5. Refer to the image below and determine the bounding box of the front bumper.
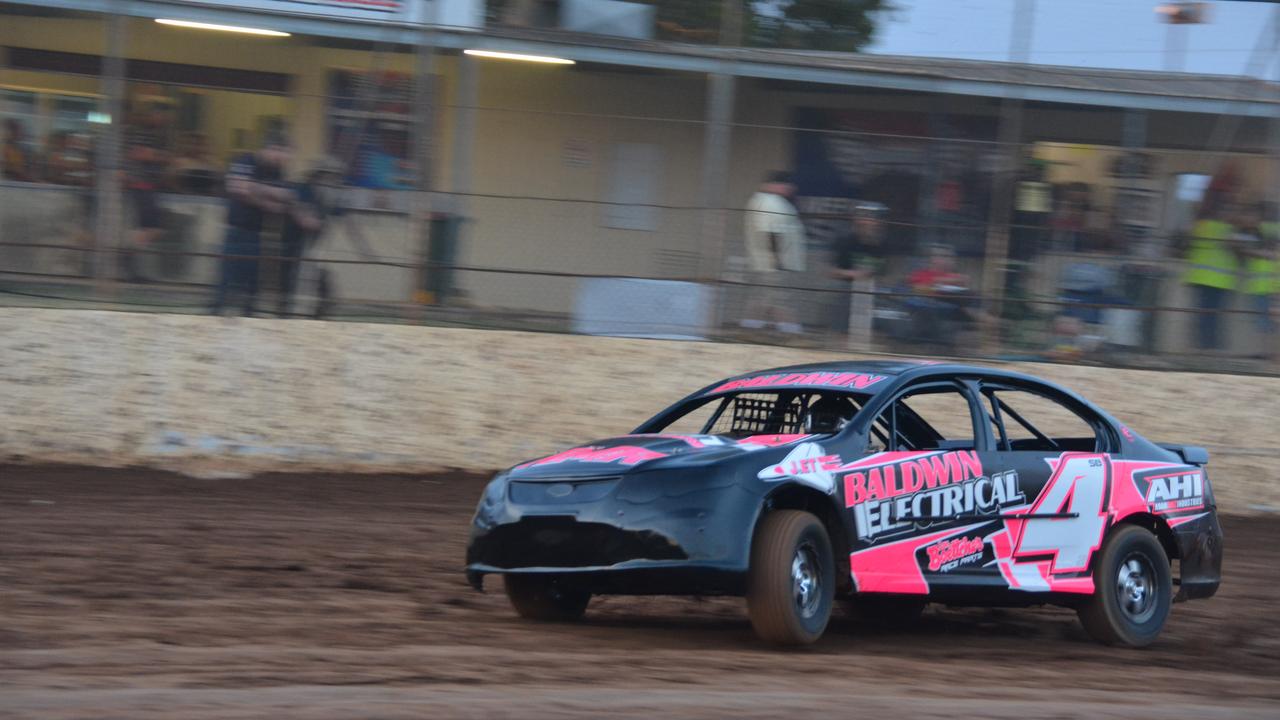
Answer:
[465,473,762,595]
[465,560,747,595]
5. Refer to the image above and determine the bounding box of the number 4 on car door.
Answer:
[979,383,1115,593]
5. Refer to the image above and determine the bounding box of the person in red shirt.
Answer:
[904,244,975,349]
[908,244,969,295]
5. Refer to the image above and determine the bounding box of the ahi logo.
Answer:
[1134,470,1205,513]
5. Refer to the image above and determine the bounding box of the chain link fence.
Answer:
[1,3,1277,375]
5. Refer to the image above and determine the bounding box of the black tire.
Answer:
[746,510,835,646]
[503,574,590,622]
[841,595,927,628]
[1077,524,1172,647]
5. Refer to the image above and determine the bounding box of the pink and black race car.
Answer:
[466,361,1222,646]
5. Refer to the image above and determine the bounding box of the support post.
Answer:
[410,25,437,312]
[699,72,735,282]
[451,54,477,216]
[94,8,127,296]
[978,0,1035,354]
[1269,18,1280,366]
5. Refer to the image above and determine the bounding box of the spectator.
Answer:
[211,133,293,317]
[1059,238,1122,327]
[48,131,96,276]
[122,103,174,282]
[906,244,975,347]
[2,118,34,181]
[277,156,343,318]
[908,243,969,295]
[170,132,219,195]
[1183,196,1238,351]
[46,131,93,187]
[1047,314,1090,363]
[1049,182,1097,253]
[742,171,807,335]
[1240,202,1278,359]
[1116,217,1167,353]
[828,200,887,335]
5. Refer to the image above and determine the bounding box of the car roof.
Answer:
[700,360,1076,400]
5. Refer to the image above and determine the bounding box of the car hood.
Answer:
[507,433,817,480]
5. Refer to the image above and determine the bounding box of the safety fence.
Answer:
[3,2,1278,376]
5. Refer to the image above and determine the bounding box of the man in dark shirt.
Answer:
[122,103,173,282]
[2,118,33,181]
[210,134,293,316]
[828,201,887,334]
[277,157,342,317]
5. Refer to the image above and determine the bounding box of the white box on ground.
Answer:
[573,278,713,340]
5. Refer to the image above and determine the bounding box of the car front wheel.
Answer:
[746,510,835,646]
[1077,524,1172,647]
[503,574,590,622]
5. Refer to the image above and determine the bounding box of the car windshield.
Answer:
[642,391,873,439]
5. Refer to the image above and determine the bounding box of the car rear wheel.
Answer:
[1077,524,1172,647]
[747,510,835,646]
[503,575,590,622]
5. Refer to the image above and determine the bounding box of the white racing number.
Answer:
[1013,454,1109,574]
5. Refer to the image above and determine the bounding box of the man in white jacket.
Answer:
[742,171,807,334]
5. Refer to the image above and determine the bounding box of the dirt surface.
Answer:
[2,466,1278,719]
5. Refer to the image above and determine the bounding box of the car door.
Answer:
[974,379,1117,594]
[843,378,1014,594]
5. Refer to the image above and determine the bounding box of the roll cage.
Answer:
[847,374,1119,454]
[637,368,1120,454]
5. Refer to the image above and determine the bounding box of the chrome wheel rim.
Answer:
[792,543,822,619]
[1116,553,1157,623]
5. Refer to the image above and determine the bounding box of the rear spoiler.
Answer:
[1158,443,1210,466]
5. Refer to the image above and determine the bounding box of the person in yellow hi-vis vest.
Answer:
[1243,205,1278,357]
[1183,203,1238,350]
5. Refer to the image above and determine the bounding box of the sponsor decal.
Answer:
[736,434,813,449]
[842,451,1025,542]
[926,535,985,573]
[847,522,987,594]
[757,443,841,494]
[1134,469,1205,513]
[516,445,666,469]
[620,434,732,449]
[1167,511,1210,529]
[707,371,886,395]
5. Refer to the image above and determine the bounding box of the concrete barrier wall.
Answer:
[2,308,1277,514]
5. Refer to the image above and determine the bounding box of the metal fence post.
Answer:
[700,70,735,335]
[410,24,437,314]
[93,7,127,297]
[451,53,477,218]
[1270,15,1280,366]
[978,0,1035,355]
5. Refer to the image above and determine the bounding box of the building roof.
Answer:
[15,0,1279,115]
[466,25,1280,116]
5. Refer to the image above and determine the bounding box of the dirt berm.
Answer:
[1,308,1278,513]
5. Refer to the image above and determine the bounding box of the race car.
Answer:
[465,361,1222,647]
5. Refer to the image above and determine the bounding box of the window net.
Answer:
[707,394,806,437]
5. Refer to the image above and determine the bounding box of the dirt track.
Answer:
[2,466,1278,719]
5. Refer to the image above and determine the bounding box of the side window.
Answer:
[984,387,1103,452]
[873,385,979,451]
[706,393,807,437]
